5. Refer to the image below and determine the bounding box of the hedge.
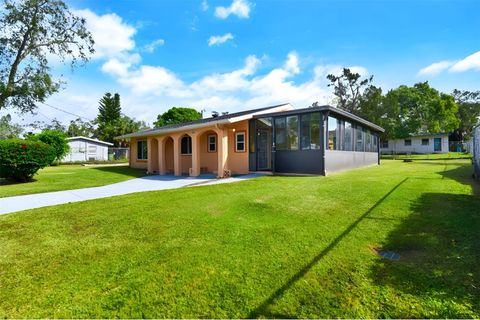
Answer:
[0,139,56,182]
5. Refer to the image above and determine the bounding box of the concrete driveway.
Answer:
[0,173,264,215]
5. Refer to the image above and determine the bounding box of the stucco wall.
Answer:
[226,121,249,174]
[199,131,218,173]
[381,136,449,154]
[325,151,378,174]
[130,138,148,169]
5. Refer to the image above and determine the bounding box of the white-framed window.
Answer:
[235,132,246,152]
[137,140,148,160]
[404,139,412,146]
[88,145,97,154]
[208,135,216,152]
[181,136,192,155]
[422,138,429,146]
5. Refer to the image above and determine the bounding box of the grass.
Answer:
[0,160,478,318]
[0,165,146,197]
[381,151,472,160]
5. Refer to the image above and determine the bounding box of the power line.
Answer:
[38,101,94,122]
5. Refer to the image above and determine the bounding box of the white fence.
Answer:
[473,125,480,179]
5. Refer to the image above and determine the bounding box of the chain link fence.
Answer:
[473,125,480,180]
[108,147,129,161]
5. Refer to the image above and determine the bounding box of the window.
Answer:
[422,138,429,146]
[181,136,192,155]
[381,140,388,149]
[366,130,372,152]
[328,116,338,150]
[373,134,378,151]
[300,113,321,150]
[88,145,97,154]
[287,116,299,150]
[208,135,216,152]
[404,139,412,146]
[275,117,287,150]
[137,140,147,160]
[344,121,353,151]
[235,132,246,152]
[355,127,364,151]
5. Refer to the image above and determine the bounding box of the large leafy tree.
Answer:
[66,117,94,137]
[28,128,69,162]
[326,68,374,114]
[452,89,480,140]
[154,107,202,127]
[0,114,23,139]
[0,0,94,112]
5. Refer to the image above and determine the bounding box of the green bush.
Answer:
[0,139,56,181]
[29,129,69,163]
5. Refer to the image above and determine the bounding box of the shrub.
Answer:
[0,139,56,181]
[29,129,69,163]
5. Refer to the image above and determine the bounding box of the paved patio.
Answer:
[0,173,264,215]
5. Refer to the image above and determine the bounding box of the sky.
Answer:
[4,0,480,128]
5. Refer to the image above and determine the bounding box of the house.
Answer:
[473,125,480,180]
[117,104,384,177]
[380,133,449,155]
[62,136,113,162]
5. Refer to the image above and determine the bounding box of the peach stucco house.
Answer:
[117,103,384,177]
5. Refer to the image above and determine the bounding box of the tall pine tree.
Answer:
[97,93,121,125]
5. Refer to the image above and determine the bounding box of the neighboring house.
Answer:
[117,104,384,177]
[380,134,449,154]
[62,136,113,162]
[473,125,480,180]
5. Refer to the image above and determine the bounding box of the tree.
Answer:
[326,68,374,114]
[0,114,23,139]
[382,82,459,138]
[452,89,480,140]
[0,0,94,112]
[97,115,147,147]
[154,107,202,127]
[67,117,94,137]
[28,128,69,162]
[97,93,121,125]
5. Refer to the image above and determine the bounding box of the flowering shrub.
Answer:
[0,139,56,182]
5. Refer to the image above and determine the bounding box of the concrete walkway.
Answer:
[0,173,264,215]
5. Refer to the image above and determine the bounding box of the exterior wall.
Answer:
[180,154,192,174]
[62,139,109,162]
[274,150,323,174]
[200,131,218,173]
[325,151,378,174]
[165,138,174,173]
[226,121,250,174]
[473,126,480,179]
[380,136,449,154]
[130,137,148,169]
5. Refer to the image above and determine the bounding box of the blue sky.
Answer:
[7,0,480,126]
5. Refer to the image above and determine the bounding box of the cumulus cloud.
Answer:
[215,0,252,19]
[208,33,234,46]
[418,60,454,76]
[418,51,480,76]
[142,39,165,53]
[73,9,136,59]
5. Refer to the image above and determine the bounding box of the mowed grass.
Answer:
[0,160,478,318]
[0,165,146,197]
[381,151,472,160]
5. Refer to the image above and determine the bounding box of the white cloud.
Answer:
[208,33,234,46]
[201,0,209,11]
[450,51,480,72]
[284,52,300,74]
[215,0,252,19]
[142,39,165,53]
[73,9,136,59]
[418,60,454,76]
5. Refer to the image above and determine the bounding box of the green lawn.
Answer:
[0,160,478,318]
[0,165,146,197]
[381,151,472,160]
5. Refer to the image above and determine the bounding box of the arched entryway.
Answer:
[164,136,174,174]
[179,134,193,175]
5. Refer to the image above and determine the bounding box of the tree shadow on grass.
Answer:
[247,178,409,318]
[90,166,146,178]
[371,192,480,317]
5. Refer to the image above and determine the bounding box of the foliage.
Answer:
[0,160,478,317]
[0,0,94,112]
[97,93,121,125]
[97,115,147,147]
[67,117,94,137]
[452,89,480,140]
[0,114,23,139]
[0,165,145,197]
[326,68,374,114]
[28,129,69,162]
[154,107,202,127]
[0,139,55,181]
[27,118,66,133]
